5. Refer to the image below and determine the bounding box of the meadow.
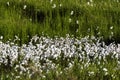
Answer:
[0,0,120,44]
[0,0,120,80]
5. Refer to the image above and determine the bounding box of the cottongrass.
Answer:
[0,35,120,79]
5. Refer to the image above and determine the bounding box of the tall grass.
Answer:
[0,0,120,44]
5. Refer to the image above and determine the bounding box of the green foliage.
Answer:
[0,0,120,44]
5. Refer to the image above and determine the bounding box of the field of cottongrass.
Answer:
[0,35,120,80]
[0,0,120,80]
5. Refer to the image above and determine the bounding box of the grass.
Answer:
[0,0,120,44]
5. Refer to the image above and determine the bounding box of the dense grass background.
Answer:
[0,0,120,45]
